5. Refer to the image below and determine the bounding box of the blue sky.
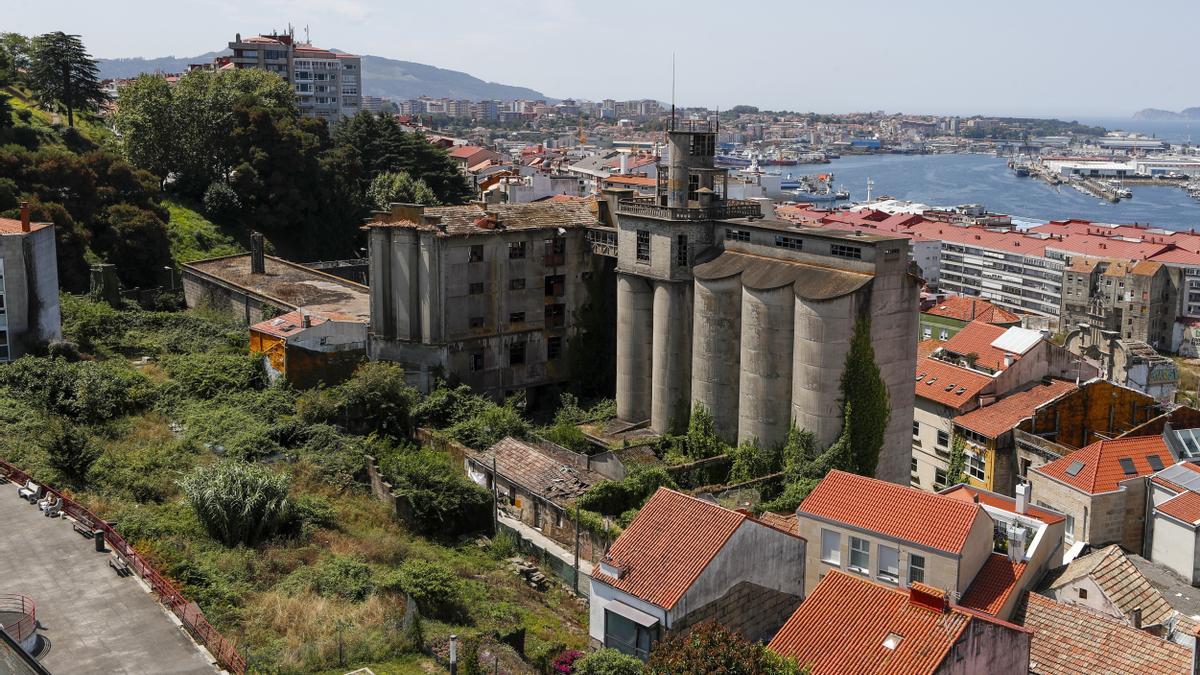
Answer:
[8,0,1199,117]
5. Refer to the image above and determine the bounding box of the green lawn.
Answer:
[164,198,245,263]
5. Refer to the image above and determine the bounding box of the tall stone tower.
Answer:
[611,118,920,484]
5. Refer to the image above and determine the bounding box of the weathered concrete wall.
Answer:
[738,284,795,448]
[181,267,289,324]
[792,292,857,450]
[934,618,1030,675]
[1021,380,1159,450]
[691,274,742,443]
[671,581,801,644]
[1149,514,1198,585]
[869,264,921,485]
[616,273,653,422]
[1047,576,1125,620]
[1029,473,1145,550]
[651,280,692,434]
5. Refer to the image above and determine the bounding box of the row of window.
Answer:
[821,529,924,586]
[467,238,566,262]
[467,337,562,371]
[467,303,565,329]
[468,275,565,297]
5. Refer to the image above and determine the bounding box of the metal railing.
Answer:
[0,594,35,644]
[616,197,761,222]
[1014,428,1073,461]
[0,460,247,674]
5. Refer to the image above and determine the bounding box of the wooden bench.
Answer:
[109,552,130,577]
[73,515,95,538]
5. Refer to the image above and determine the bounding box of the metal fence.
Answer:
[0,460,247,674]
[0,594,36,644]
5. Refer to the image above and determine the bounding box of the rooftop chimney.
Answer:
[250,231,265,274]
[1131,607,1143,630]
[1015,482,1030,515]
[301,311,311,329]
[908,583,949,613]
[1003,353,1015,368]
[1006,521,1026,563]
[19,201,30,232]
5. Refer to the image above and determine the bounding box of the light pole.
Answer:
[449,634,458,675]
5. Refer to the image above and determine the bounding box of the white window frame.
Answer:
[967,453,986,481]
[877,545,899,584]
[849,536,870,574]
[909,553,926,585]
[820,529,841,566]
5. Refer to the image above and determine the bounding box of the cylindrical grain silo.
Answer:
[651,280,693,434]
[691,274,742,443]
[616,273,654,423]
[791,293,859,449]
[738,283,795,449]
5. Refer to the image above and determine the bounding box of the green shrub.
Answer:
[161,353,265,398]
[575,648,644,675]
[43,417,97,485]
[297,362,419,438]
[489,529,519,560]
[540,420,591,454]
[411,382,482,428]
[685,403,727,460]
[179,460,292,546]
[577,467,677,516]
[728,439,780,483]
[647,620,804,674]
[202,180,242,222]
[0,356,151,423]
[446,395,529,449]
[290,492,338,534]
[298,555,374,602]
[384,559,463,621]
[378,445,492,538]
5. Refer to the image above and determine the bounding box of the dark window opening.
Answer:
[510,278,526,290]
[545,303,566,328]
[775,235,803,250]
[509,312,525,324]
[676,234,689,267]
[545,274,566,297]
[547,336,562,360]
[469,316,485,329]
[544,237,566,266]
[509,241,527,259]
[469,245,484,262]
[509,342,526,365]
[636,230,650,262]
[470,352,484,371]
[469,281,485,295]
[831,244,863,259]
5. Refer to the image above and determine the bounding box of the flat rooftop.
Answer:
[0,485,218,673]
[184,254,370,322]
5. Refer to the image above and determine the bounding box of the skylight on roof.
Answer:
[927,377,937,385]
[883,633,904,650]
[956,387,967,395]
[1119,457,1137,476]
[1066,460,1085,476]
[1148,455,1165,472]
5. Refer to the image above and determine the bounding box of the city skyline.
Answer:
[7,0,1200,118]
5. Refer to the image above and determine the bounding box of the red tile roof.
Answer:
[250,309,329,339]
[1024,593,1191,675]
[940,485,1065,525]
[592,488,774,609]
[916,339,942,359]
[1156,491,1200,527]
[959,554,1026,616]
[914,356,993,411]
[953,380,1077,439]
[1034,435,1170,494]
[938,321,1015,372]
[0,217,52,235]
[798,470,986,554]
[769,572,1012,674]
[924,296,1021,325]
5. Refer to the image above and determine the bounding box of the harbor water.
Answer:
[814,154,1200,230]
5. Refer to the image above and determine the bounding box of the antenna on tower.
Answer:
[670,52,676,132]
[305,24,310,45]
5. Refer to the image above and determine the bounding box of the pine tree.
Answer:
[28,32,106,128]
[839,315,891,477]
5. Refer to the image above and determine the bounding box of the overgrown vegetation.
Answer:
[646,620,806,674]
[0,296,588,673]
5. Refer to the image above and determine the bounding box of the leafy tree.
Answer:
[178,460,292,547]
[574,648,644,675]
[729,439,780,483]
[298,362,420,438]
[446,395,530,449]
[839,316,890,477]
[112,74,176,182]
[0,33,31,82]
[366,170,437,210]
[685,403,728,459]
[577,467,677,516]
[377,444,493,538]
[95,204,172,289]
[0,48,13,129]
[411,381,484,429]
[28,32,106,127]
[779,424,817,471]
[945,435,968,486]
[44,417,98,485]
[381,558,463,620]
[202,180,241,222]
[647,621,805,674]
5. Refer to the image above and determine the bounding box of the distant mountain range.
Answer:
[96,52,554,102]
[1133,107,1200,120]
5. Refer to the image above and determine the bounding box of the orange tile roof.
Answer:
[916,339,942,359]
[953,380,1077,439]
[1156,491,1200,527]
[602,175,657,187]
[592,488,777,609]
[250,309,329,338]
[914,356,993,411]
[940,485,1065,525]
[1024,593,1191,675]
[0,217,52,235]
[924,296,1021,325]
[959,554,1026,616]
[798,470,985,554]
[1034,435,1170,494]
[938,321,1014,371]
[755,511,799,535]
[769,572,1014,674]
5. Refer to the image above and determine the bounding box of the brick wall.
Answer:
[671,581,802,643]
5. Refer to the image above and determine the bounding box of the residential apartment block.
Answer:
[225,32,361,121]
[0,204,61,362]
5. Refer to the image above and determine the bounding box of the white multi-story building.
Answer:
[226,32,361,121]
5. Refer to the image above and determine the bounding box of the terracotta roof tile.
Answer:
[1024,593,1191,675]
[0,217,52,235]
[1049,545,1180,628]
[1034,436,1170,494]
[591,488,750,609]
[1157,491,1200,527]
[938,321,1015,371]
[798,470,986,554]
[250,309,329,338]
[939,485,1065,525]
[468,437,601,504]
[914,357,993,411]
[769,571,1012,675]
[924,296,1021,325]
[954,380,1077,439]
[916,339,942,359]
[960,554,1026,616]
[755,511,799,535]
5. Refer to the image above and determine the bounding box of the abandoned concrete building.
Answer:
[364,201,608,396]
[0,203,61,362]
[609,120,919,483]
